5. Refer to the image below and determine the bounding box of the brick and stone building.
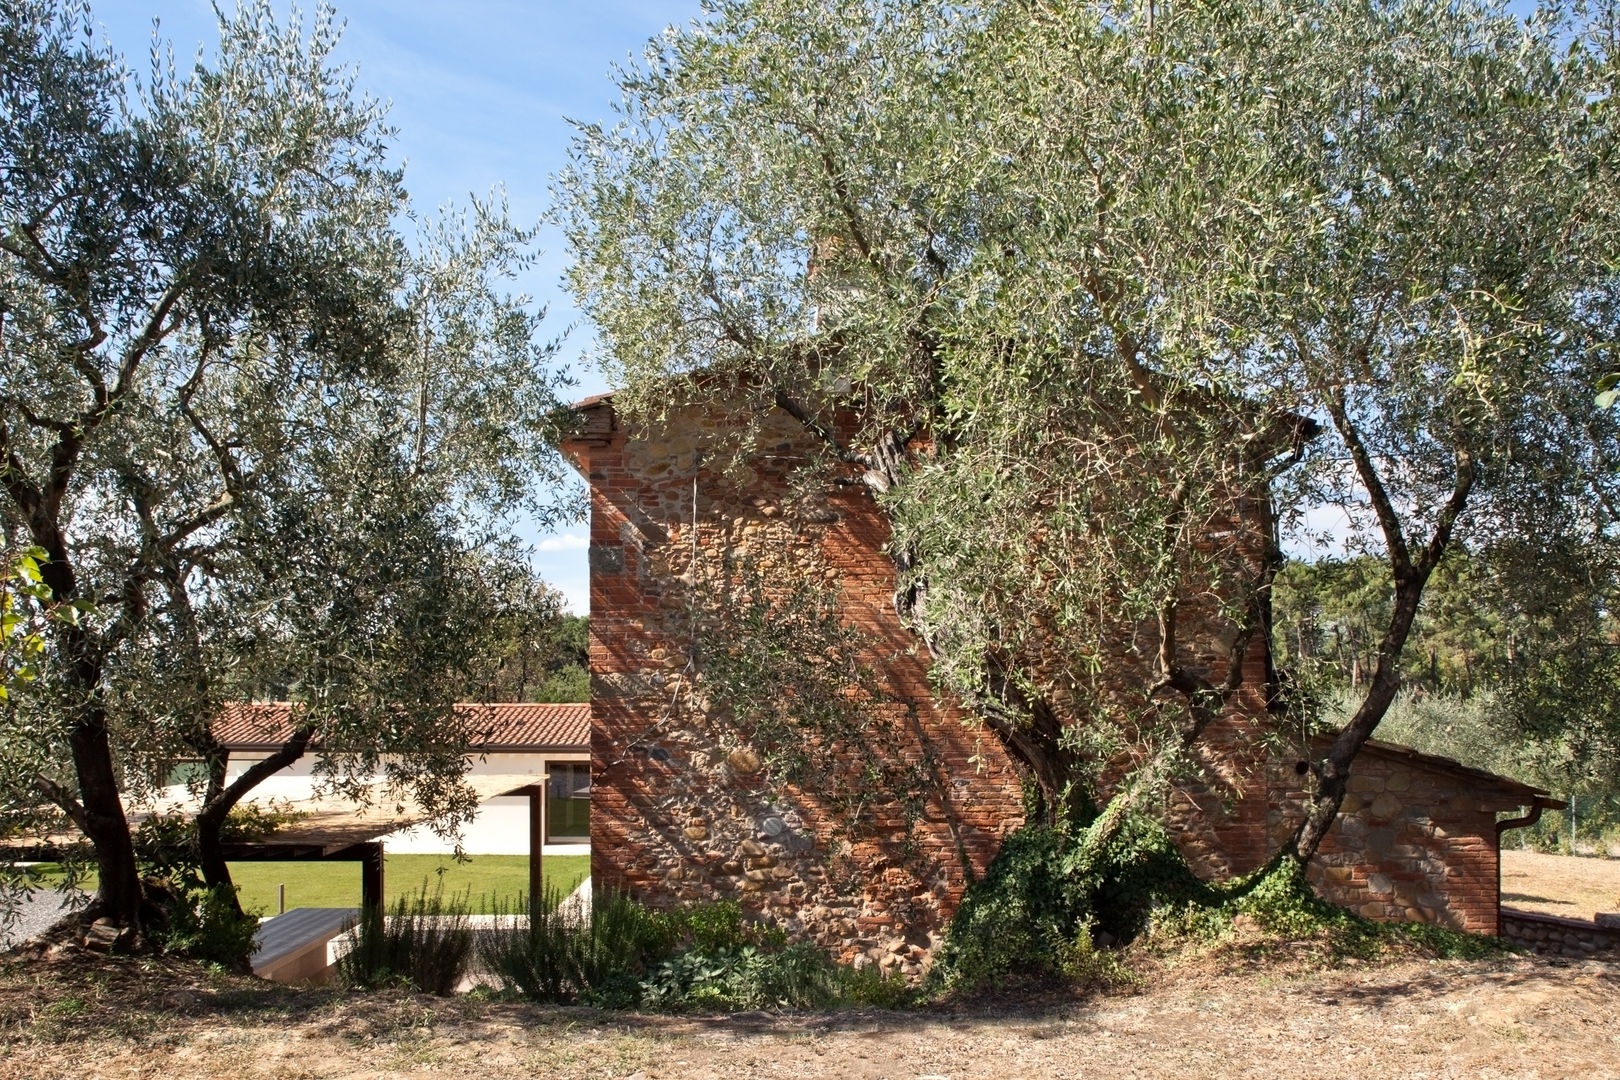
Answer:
[562,392,1560,965]
[1269,736,1555,934]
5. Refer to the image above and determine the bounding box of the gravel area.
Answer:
[0,888,85,951]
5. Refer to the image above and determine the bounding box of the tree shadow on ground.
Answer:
[1300,958,1615,1011]
[1501,891,1577,909]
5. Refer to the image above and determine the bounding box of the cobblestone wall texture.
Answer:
[1265,742,1545,935]
[1501,908,1620,957]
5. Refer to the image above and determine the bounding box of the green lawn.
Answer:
[235,853,591,914]
[34,854,590,915]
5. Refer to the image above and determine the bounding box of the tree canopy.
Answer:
[559,0,1620,898]
[1,0,576,945]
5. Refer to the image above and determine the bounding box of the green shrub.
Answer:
[480,891,913,1012]
[837,964,916,1009]
[127,802,308,970]
[337,882,476,995]
[1152,856,1516,963]
[157,884,260,969]
[930,813,1205,996]
[477,887,680,1006]
[641,942,845,1011]
[1054,915,1137,988]
[678,899,745,952]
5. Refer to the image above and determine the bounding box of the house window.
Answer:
[547,762,590,841]
[162,760,208,787]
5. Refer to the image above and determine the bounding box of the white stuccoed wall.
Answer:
[157,750,590,856]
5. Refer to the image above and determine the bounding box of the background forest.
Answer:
[1274,545,1620,853]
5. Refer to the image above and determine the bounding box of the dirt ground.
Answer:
[2,947,1617,1080]
[4,852,1616,1080]
[1501,849,1620,920]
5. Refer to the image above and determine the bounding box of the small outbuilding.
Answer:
[1269,737,1564,935]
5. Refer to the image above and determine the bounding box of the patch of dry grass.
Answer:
[1501,849,1620,920]
[2,945,1616,1080]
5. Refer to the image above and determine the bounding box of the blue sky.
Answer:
[93,0,708,611]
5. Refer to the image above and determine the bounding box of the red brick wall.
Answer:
[566,397,1520,955]
[568,402,1026,973]
[1266,746,1510,934]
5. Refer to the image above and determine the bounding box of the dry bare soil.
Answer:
[5,853,1617,1080]
[2,947,1617,1080]
[1501,849,1620,921]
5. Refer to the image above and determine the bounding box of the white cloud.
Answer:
[536,532,590,553]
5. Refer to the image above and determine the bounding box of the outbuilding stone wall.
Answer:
[1266,744,1535,935]
[1501,909,1620,957]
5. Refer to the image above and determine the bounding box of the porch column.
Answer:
[359,842,384,913]
[528,767,550,916]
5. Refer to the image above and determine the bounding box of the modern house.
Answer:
[208,701,592,853]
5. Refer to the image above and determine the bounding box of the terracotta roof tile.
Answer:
[572,391,615,410]
[213,701,590,752]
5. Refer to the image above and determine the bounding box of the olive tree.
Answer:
[559,0,1620,901]
[1223,0,1620,860]
[1,0,575,943]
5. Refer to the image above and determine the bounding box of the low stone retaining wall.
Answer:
[1500,907,1620,958]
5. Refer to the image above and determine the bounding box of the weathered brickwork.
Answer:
[1265,740,1548,935]
[565,398,1027,972]
[565,395,1555,958]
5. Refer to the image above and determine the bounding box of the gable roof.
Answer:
[213,701,590,753]
[1310,733,1557,808]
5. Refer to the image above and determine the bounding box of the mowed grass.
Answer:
[236,853,591,914]
[35,854,590,915]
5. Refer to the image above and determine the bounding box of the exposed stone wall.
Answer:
[1161,706,1276,882]
[567,395,1542,957]
[570,402,1027,972]
[1267,748,1512,934]
[1500,908,1620,958]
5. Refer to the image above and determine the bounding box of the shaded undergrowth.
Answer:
[227,817,1521,1009]
[478,889,913,1011]
[332,884,914,1009]
[929,812,1514,998]
[336,883,477,995]
[1152,854,1517,966]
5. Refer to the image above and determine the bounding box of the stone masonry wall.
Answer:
[1500,909,1620,958]
[1267,747,1512,934]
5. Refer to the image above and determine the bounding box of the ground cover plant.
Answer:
[1,928,1615,1080]
[477,892,912,1011]
[928,809,1522,998]
[336,884,478,996]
